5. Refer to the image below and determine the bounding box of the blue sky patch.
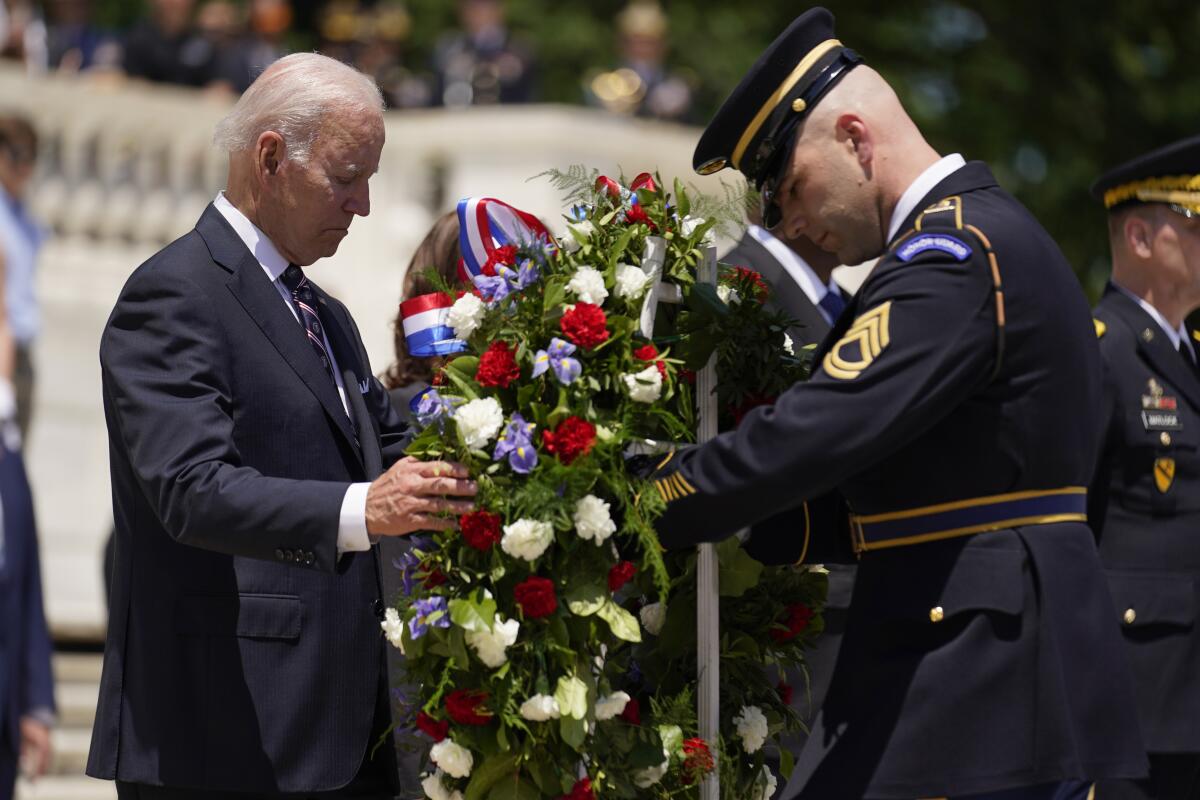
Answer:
[897,234,973,262]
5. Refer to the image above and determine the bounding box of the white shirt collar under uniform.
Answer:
[746,224,841,325]
[886,153,967,243]
[1114,282,1195,359]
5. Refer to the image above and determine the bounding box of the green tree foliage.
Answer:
[91,0,1200,294]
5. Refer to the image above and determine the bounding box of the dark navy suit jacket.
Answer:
[0,443,54,767]
[88,205,409,793]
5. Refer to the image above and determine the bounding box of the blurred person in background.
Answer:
[196,0,290,93]
[585,0,693,123]
[355,1,431,110]
[0,115,42,443]
[43,0,120,73]
[432,0,535,107]
[0,433,54,800]
[0,0,47,72]
[121,0,223,88]
[383,210,461,421]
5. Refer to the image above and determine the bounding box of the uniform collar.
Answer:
[887,154,967,243]
[213,192,290,283]
[1112,281,1194,358]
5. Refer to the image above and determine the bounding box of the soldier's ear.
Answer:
[837,114,872,169]
[1123,212,1155,260]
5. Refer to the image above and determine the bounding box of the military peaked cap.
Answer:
[692,7,862,190]
[1091,133,1200,215]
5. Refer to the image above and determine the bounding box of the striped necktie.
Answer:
[818,289,847,321]
[280,264,337,382]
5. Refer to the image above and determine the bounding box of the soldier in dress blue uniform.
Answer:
[1088,135,1200,800]
[643,8,1148,799]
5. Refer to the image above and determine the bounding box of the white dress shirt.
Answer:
[1114,282,1197,361]
[746,224,842,326]
[213,193,371,554]
[886,153,968,243]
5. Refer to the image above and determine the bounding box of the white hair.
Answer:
[213,52,384,163]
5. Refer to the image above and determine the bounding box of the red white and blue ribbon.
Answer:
[400,292,467,357]
[456,196,554,281]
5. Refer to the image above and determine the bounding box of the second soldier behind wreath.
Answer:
[644,8,1147,800]
[1089,135,1200,800]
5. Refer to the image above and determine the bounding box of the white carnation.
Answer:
[614,263,650,300]
[622,365,663,404]
[567,266,609,306]
[447,293,486,338]
[422,770,464,800]
[465,613,519,668]
[573,494,617,545]
[733,704,769,753]
[454,397,503,450]
[500,518,555,562]
[380,607,405,653]
[430,739,473,779]
[754,765,778,800]
[519,694,561,721]
[594,691,631,721]
[561,220,595,253]
[634,749,670,788]
[783,333,795,355]
[640,602,666,635]
[681,214,714,244]
[716,284,741,306]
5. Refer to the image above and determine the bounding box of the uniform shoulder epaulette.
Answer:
[915,195,964,232]
[1192,329,1200,344]
[1094,319,1107,339]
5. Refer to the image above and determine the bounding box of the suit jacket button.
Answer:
[372,598,385,620]
[929,606,945,623]
[275,548,285,560]
[305,552,315,565]
[1161,432,1172,446]
[1123,608,1137,625]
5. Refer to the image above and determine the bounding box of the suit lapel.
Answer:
[317,291,385,478]
[197,206,362,459]
[1104,286,1200,412]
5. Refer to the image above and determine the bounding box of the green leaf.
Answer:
[527,758,561,796]
[565,581,606,617]
[717,538,764,598]
[548,615,570,648]
[448,627,471,670]
[559,715,587,750]
[463,753,519,800]
[596,600,642,642]
[554,674,589,720]
[449,591,498,633]
[543,277,567,316]
[489,777,542,800]
[781,745,795,781]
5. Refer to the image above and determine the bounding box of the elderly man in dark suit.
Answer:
[87,53,477,799]
[0,440,54,800]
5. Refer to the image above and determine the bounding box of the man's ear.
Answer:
[837,113,872,168]
[1124,212,1156,260]
[256,131,285,181]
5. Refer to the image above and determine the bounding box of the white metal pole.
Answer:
[695,245,720,800]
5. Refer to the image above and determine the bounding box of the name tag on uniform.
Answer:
[1142,410,1183,431]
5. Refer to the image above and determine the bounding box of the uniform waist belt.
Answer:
[850,487,1087,554]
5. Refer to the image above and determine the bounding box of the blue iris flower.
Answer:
[492,413,538,474]
[408,596,450,639]
[531,337,582,385]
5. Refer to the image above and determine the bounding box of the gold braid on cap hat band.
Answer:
[1103,174,1200,210]
[731,38,842,170]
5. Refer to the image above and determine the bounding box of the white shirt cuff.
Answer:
[337,483,372,554]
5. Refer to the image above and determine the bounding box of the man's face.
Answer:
[267,111,384,267]
[775,126,883,266]
[1152,205,1200,298]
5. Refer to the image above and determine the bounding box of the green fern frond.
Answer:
[529,165,602,207]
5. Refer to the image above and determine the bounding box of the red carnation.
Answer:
[560,303,610,349]
[481,244,519,276]
[777,681,794,706]
[619,697,641,725]
[445,688,492,726]
[625,203,657,230]
[415,710,449,742]
[514,575,558,619]
[608,560,637,593]
[542,416,596,465]
[460,509,502,551]
[681,737,715,784]
[678,368,696,385]
[476,341,521,388]
[633,343,668,379]
[422,566,448,588]
[724,266,770,302]
[559,777,595,800]
[770,603,814,643]
[630,172,657,193]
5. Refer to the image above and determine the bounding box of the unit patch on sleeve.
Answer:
[896,233,973,263]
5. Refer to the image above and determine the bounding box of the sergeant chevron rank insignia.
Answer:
[823,301,892,380]
[1155,457,1176,493]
